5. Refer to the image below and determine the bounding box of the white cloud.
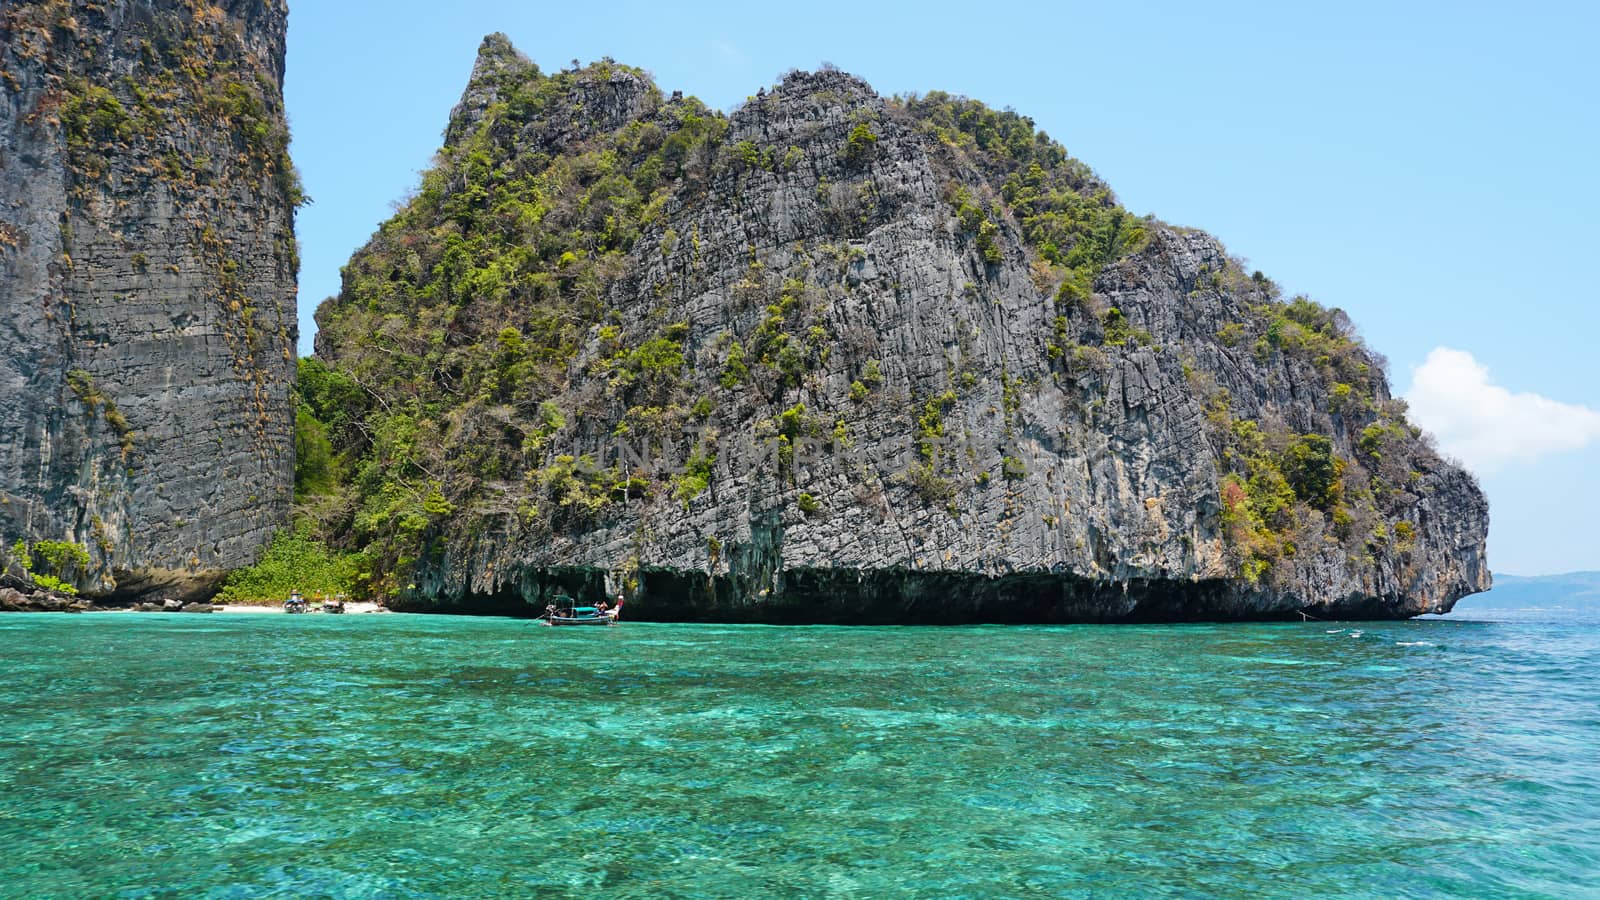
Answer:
[1404,347,1600,475]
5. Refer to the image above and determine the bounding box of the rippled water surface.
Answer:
[1,610,1596,897]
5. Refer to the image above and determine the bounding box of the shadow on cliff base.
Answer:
[388,566,1421,624]
[92,568,228,606]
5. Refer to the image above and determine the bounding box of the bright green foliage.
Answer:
[333,407,462,594]
[747,281,828,391]
[832,417,851,448]
[720,341,749,389]
[1359,418,1412,462]
[1256,296,1372,391]
[1101,308,1152,347]
[628,334,687,373]
[1215,414,1351,580]
[733,139,776,172]
[898,93,1150,300]
[537,454,619,524]
[948,186,1003,264]
[797,492,821,515]
[777,403,808,439]
[1001,456,1027,481]
[32,540,89,573]
[977,220,1002,264]
[1281,434,1345,510]
[1216,322,1247,347]
[1213,399,1432,582]
[324,61,719,409]
[12,540,91,595]
[1219,477,1271,583]
[844,122,878,164]
[916,391,959,461]
[294,406,337,499]
[216,524,358,604]
[519,400,568,454]
[1329,382,1358,413]
[22,573,76,595]
[1046,316,1073,360]
[673,447,716,507]
[1393,520,1417,553]
[304,58,747,592]
[609,323,689,404]
[59,83,133,146]
[1219,460,1296,581]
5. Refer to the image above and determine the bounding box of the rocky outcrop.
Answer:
[0,1,299,600]
[313,38,1489,622]
[0,582,91,613]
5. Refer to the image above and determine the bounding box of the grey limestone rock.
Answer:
[321,42,1489,622]
[0,1,298,600]
[0,584,89,612]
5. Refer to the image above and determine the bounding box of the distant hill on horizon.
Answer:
[1454,572,1600,610]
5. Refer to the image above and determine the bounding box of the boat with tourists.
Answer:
[284,589,308,614]
[322,595,346,614]
[540,595,622,626]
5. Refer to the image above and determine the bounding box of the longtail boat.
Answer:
[540,597,622,627]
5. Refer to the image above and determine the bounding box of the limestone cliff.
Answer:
[311,37,1489,622]
[0,0,298,599]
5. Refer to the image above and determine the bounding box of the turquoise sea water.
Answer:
[0,611,1596,898]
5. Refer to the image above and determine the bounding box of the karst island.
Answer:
[0,13,1489,622]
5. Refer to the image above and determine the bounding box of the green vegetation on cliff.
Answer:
[299,59,1176,600]
[5,539,90,595]
[7,0,303,205]
[1,0,302,600]
[215,524,356,604]
[895,92,1150,304]
[297,55,736,596]
[286,45,1478,614]
[221,359,360,601]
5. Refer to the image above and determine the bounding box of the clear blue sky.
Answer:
[284,1,1599,576]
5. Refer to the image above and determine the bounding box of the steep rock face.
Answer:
[314,38,1488,622]
[0,0,298,599]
